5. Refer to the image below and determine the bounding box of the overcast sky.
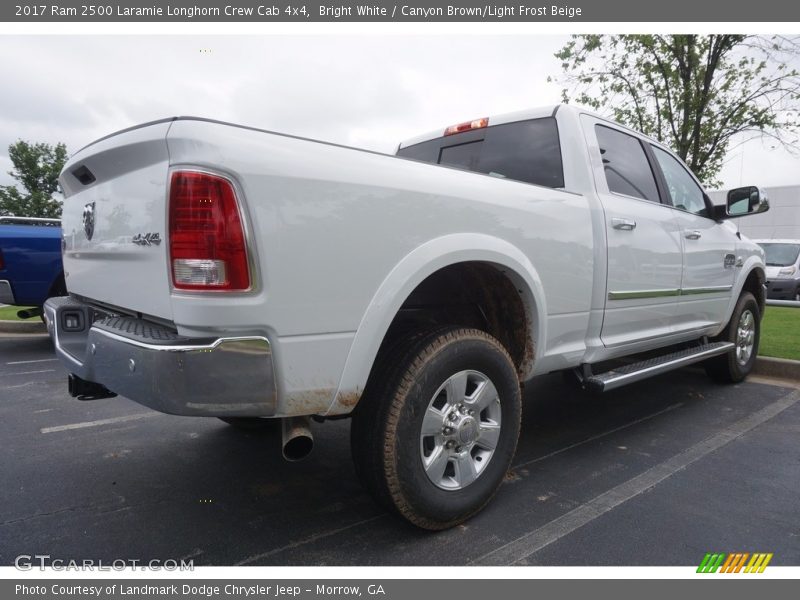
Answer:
[0,35,797,191]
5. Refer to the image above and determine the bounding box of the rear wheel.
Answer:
[705,291,760,383]
[350,327,521,530]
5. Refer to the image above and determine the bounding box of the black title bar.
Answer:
[4,0,800,22]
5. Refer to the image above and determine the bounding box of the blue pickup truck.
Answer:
[0,217,64,318]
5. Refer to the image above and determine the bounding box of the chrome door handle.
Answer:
[685,230,702,240]
[611,218,637,231]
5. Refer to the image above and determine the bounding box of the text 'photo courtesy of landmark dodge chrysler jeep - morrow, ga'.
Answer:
[45,105,769,529]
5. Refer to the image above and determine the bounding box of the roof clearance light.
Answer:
[444,117,489,136]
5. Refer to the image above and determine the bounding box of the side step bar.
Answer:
[585,341,735,393]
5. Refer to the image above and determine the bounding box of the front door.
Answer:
[649,145,735,331]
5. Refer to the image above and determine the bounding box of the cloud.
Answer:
[716,137,800,190]
[0,34,795,191]
[0,35,563,152]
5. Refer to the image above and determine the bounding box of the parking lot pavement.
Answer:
[1,333,798,567]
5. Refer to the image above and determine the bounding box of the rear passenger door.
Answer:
[582,117,683,348]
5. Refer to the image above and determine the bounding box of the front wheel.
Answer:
[705,291,760,383]
[350,327,521,530]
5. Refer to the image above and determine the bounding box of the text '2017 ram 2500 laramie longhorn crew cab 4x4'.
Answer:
[45,105,768,529]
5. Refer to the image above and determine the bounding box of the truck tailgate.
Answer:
[59,120,174,320]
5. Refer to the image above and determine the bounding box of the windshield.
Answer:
[759,243,800,267]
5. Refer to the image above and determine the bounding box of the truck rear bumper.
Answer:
[0,280,15,304]
[43,296,278,417]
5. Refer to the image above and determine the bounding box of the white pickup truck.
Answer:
[45,105,768,529]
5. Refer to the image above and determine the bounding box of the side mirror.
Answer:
[725,186,770,218]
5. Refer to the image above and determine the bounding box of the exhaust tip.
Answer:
[17,307,43,320]
[282,435,314,462]
[281,416,314,462]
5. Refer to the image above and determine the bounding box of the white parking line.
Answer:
[235,515,384,565]
[473,389,800,566]
[6,358,59,365]
[41,413,156,434]
[3,369,56,376]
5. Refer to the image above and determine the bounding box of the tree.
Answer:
[0,140,68,218]
[551,35,800,185]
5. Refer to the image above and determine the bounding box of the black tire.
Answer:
[218,417,278,432]
[350,327,522,530]
[705,291,760,383]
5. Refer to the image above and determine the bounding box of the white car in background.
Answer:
[755,239,800,301]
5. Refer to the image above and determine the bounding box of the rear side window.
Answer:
[397,117,564,189]
[595,125,660,203]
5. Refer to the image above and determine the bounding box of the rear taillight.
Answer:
[0,249,4,270]
[168,171,250,291]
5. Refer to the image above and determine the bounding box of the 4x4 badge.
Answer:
[132,233,162,246]
[724,254,736,269]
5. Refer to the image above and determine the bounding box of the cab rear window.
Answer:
[397,117,564,189]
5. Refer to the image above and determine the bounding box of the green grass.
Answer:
[0,305,36,321]
[760,306,800,361]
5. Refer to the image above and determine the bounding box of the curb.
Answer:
[0,319,47,334]
[754,356,800,381]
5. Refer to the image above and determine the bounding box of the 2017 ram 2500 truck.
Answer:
[45,105,768,529]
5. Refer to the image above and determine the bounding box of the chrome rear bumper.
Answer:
[44,296,277,417]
